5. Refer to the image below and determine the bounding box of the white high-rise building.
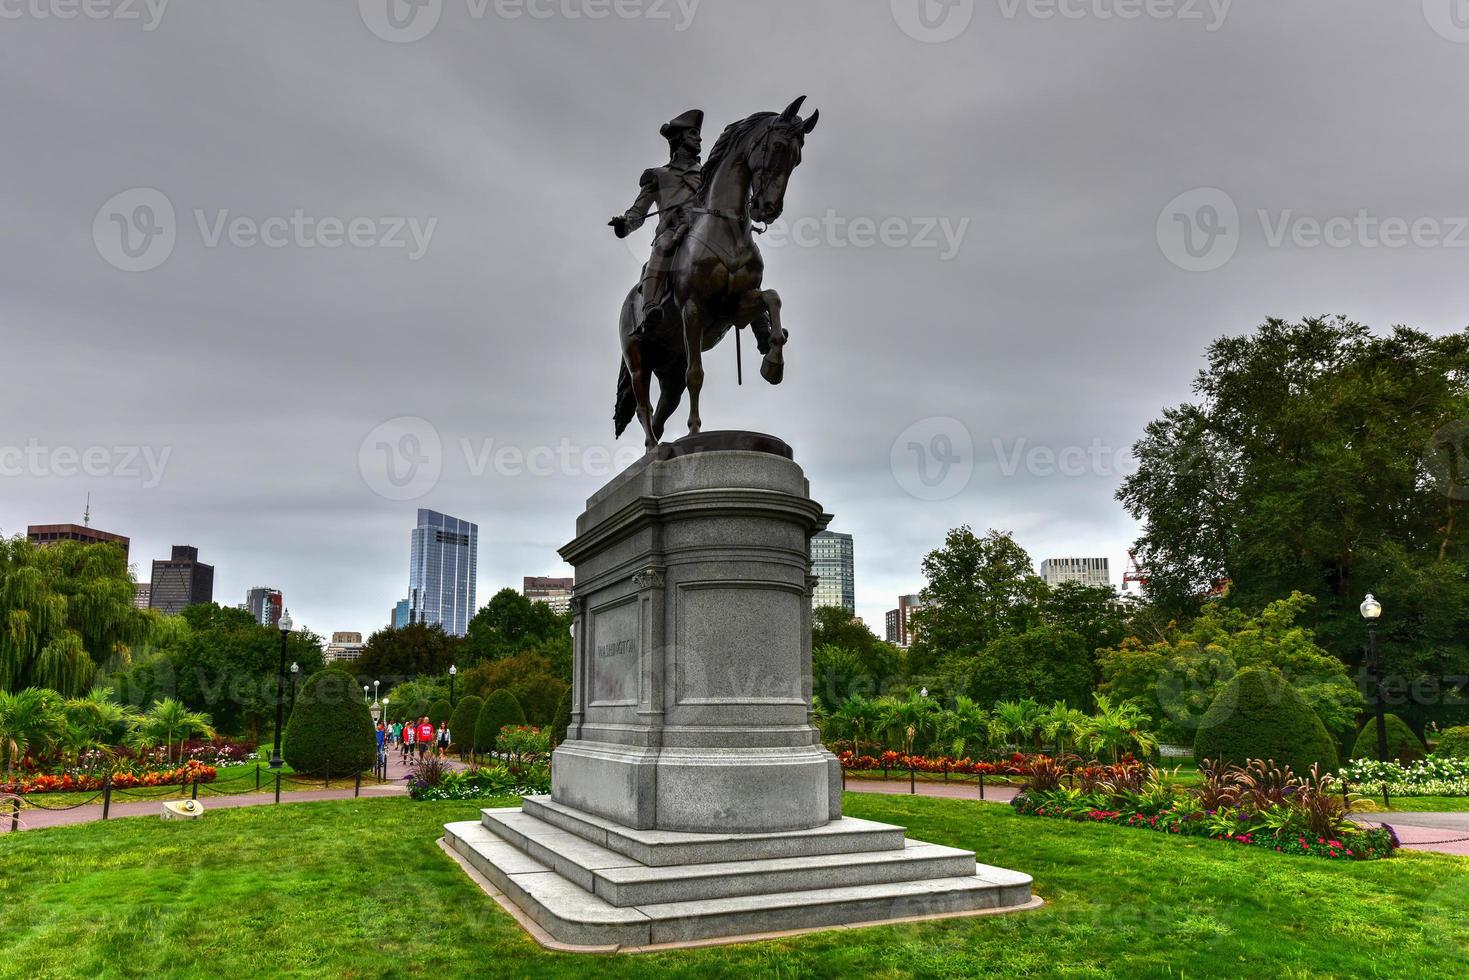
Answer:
[408,509,478,636]
[1039,557,1111,589]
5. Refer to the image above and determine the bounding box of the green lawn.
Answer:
[1,793,1465,978]
[8,762,384,809]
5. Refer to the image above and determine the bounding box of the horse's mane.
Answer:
[694,112,776,207]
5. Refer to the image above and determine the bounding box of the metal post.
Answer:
[9,796,18,832]
[979,773,986,800]
[271,627,288,769]
[354,771,361,798]
[1368,621,1389,763]
[324,763,331,790]
[191,780,199,801]
[103,775,112,820]
[255,764,261,793]
[274,770,282,804]
[909,762,916,795]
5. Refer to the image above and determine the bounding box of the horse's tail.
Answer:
[614,359,636,438]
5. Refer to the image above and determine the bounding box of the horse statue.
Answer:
[613,96,820,447]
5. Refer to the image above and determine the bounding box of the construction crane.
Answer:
[1121,548,1149,591]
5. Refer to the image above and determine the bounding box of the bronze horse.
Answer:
[614,97,820,447]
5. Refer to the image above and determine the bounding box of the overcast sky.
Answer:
[4,1,1469,637]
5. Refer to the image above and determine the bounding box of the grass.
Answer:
[1355,796,1469,813]
[1,792,1466,978]
[7,762,389,809]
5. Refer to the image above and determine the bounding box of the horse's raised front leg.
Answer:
[681,303,705,435]
[760,288,786,385]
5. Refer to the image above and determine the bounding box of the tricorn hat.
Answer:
[660,109,704,140]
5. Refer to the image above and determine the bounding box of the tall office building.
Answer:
[28,523,129,559]
[884,593,923,647]
[133,583,151,610]
[407,509,478,637]
[244,587,284,627]
[523,576,574,614]
[149,545,214,615]
[809,530,855,614]
[391,598,411,629]
[1039,557,1111,589]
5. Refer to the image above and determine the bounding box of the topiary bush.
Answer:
[550,689,572,746]
[448,695,483,755]
[1434,725,1469,759]
[428,698,452,727]
[1193,667,1339,774]
[475,689,526,756]
[282,668,376,776]
[1351,713,1427,763]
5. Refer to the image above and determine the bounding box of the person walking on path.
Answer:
[375,722,388,770]
[401,720,415,762]
[437,724,450,760]
[416,717,434,759]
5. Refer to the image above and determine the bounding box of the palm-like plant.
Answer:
[1039,701,1089,756]
[935,696,991,758]
[1078,694,1159,763]
[876,693,938,757]
[0,687,65,778]
[62,688,138,766]
[831,695,882,755]
[992,698,1042,753]
[131,698,215,764]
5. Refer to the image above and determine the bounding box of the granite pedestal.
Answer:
[445,432,1037,949]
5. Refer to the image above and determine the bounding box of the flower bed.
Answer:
[0,760,218,795]
[1338,757,1469,797]
[1012,759,1397,861]
[409,762,550,801]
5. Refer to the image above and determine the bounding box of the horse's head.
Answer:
[749,96,819,225]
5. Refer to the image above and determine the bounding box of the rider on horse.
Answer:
[608,108,704,338]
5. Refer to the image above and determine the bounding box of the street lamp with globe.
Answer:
[270,610,294,769]
[1361,594,1388,763]
[449,664,457,707]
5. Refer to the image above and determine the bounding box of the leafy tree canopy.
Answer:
[356,623,462,683]
[465,588,570,667]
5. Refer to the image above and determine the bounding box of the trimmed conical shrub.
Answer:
[1351,713,1427,763]
[428,698,452,726]
[550,689,573,745]
[1434,725,1469,759]
[448,695,483,754]
[475,689,525,754]
[282,668,376,776]
[1193,667,1339,774]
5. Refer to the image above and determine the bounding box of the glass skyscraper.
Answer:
[408,509,478,636]
[810,529,855,614]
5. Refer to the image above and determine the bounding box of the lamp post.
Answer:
[364,684,371,704]
[270,610,294,769]
[290,662,300,713]
[1360,594,1388,763]
[374,679,380,707]
[449,664,457,707]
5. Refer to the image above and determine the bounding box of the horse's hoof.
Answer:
[761,358,784,385]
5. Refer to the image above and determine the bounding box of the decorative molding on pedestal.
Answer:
[631,567,665,591]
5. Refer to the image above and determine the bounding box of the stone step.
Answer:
[482,807,979,906]
[518,794,906,866]
[444,818,1035,948]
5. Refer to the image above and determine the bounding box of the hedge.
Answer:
[448,695,484,753]
[550,689,572,745]
[475,690,526,754]
[1351,714,1427,763]
[282,668,376,776]
[428,698,452,727]
[1193,667,1339,774]
[1433,725,1469,760]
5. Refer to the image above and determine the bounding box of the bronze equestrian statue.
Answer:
[611,96,820,448]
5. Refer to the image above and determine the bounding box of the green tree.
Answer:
[940,624,1095,711]
[934,696,993,759]
[460,652,567,726]
[549,689,572,746]
[1038,701,1089,756]
[356,623,461,684]
[281,668,375,776]
[907,527,1046,672]
[383,677,449,723]
[991,698,1042,752]
[0,687,64,778]
[828,695,883,754]
[1077,695,1159,763]
[1351,714,1427,763]
[61,687,137,763]
[465,589,570,665]
[875,693,938,756]
[0,536,155,696]
[1193,667,1340,773]
[1039,582,1129,659]
[447,695,484,755]
[474,690,526,757]
[1118,317,1469,721]
[131,697,215,764]
[810,607,905,701]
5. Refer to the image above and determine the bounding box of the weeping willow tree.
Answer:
[0,535,156,697]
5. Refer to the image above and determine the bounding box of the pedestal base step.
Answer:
[444,806,1036,949]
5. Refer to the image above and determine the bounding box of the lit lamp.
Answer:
[449,664,457,707]
[271,610,294,769]
[1360,594,1388,764]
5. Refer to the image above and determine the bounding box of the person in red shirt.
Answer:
[416,718,434,757]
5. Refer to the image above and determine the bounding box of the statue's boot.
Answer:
[634,303,663,338]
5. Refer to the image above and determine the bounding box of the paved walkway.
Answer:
[1,752,466,833]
